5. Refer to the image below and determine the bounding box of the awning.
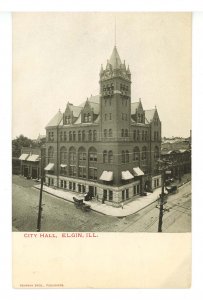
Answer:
[133,167,144,176]
[27,154,39,162]
[122,171,134,180]
[19,153,29,161]
[100,171,113,181]
[60,164,67,168]
[44,163,54,171]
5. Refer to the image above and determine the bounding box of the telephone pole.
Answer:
[158,168,165,232]
[37,155,44,232]
[157,159,171,232]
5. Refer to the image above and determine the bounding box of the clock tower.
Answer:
[99,46,131,141]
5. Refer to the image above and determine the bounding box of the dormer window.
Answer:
[65,116,71,124]
[84,114,88,123]
[88,113,91,122]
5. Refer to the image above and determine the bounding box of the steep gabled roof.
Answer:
[71,105,83,117]
[145,109,156,123]
[66,102,83,118]
[84,95,100,115]
[89,101,99,114]
[46,110,63,128]
[131,102,139,113]
[88,95,100,103]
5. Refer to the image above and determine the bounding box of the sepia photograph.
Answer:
[12,12,191,234]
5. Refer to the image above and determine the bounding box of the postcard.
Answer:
[12,12,191,288]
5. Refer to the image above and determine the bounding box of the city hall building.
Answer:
[45,46,162,207]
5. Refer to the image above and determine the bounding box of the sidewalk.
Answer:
[34,177,191,217]
[34,184,162,217]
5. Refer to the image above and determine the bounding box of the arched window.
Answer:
[121,129,124,137]
[48,146,54,163]
[89,147,97,162]
[64,131,67,141]
[126,150,129,163]
[82,130,85,141]
[69,131,72,141]
[133,130,136,140]
[109,129,112,137]
[87,113,90,122]
[78,146,86,161]
[88,113,91,122]
[133,147,140,162]
[125,129,128,137]
[141,115,143,123]
[142,146,147,160]
[69,147,76,163]
[154,146,159,159]
[88,130,92,141]
[104,129,107,138]
[108,151,113,163]
[60,146,67,164]
[103,150,107,163]
[137,130,140,141]
[78,131,81,141]
[59,131,63,141]
[122,151,125,163]
[93,130,97,141]
[73,131,76,141]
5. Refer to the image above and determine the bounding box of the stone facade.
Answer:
[45,46,162,206]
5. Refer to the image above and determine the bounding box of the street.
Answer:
[12,176,191,232]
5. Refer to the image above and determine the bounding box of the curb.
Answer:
[33,185,160,217]
[33,179,191,218]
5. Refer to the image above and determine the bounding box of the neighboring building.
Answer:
[161,149,191,180]
[19,146,46,179]
[161,137,190,153]
[45,46,162,207]
[161,133,191,180]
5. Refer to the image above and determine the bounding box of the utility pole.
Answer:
[157,159,171,232]
[158,168,165,232]
[37,155,44,232]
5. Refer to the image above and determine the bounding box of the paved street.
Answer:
[12,175,191,232]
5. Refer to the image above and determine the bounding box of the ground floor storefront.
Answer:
[21,162,40,179]
[45,174,162,207]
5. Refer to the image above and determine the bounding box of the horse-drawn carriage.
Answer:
[165,185,178,194]
[73,196,91,212]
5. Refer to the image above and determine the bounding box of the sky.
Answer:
[12,12,191,139]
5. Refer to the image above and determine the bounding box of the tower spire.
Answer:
[114,17,116,47]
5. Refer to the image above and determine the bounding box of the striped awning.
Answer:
[133,167,144,176]
[44,163,54,171]
[122,171,134,180]
[19,153,29,161]
[27,154,39,162]
[100,171,113,181]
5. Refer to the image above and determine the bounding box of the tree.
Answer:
[12,135,34,158]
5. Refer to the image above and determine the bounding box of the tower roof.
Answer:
[109,46,122,69]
